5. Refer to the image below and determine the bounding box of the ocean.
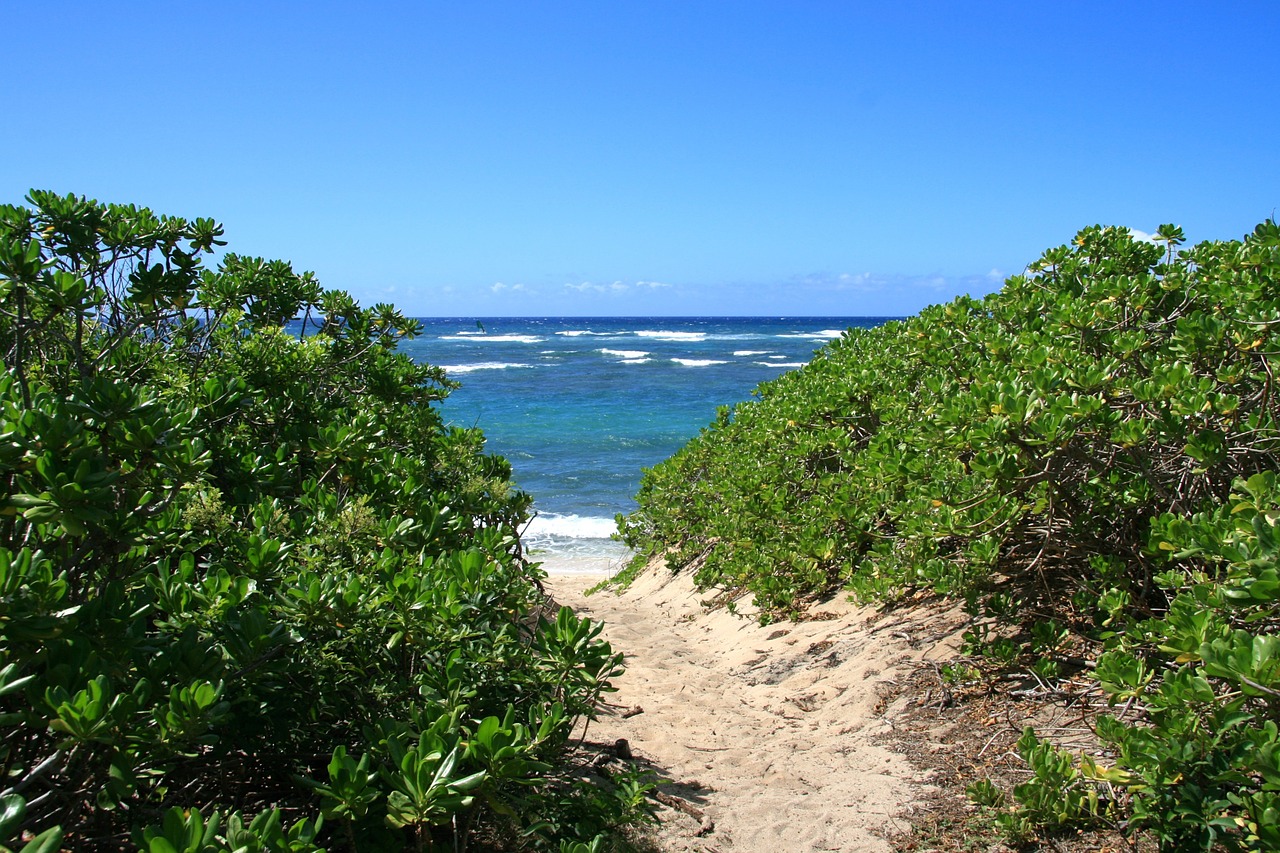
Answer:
[398,317,892,573]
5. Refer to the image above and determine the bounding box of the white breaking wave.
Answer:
[621,358,650,365]
[776,329,845,340]
[757,361,806,368]
[441,362,536,374]
[439,334,546,343]
[635,330,708,342]
[600,349,650,359]
[524,514,633,574]
[734,350,771,356]
[671,358,729,367]
[556,330,608,337]
[525,513,618,539]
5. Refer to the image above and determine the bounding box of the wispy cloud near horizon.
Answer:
[415,267,1021,317]
[563,279,672,295]
[490,282,528,293]
[786,269,1008,298]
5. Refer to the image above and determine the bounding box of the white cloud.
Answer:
[835,272,876,288]
[490,282,526,293]
[1127,227,1159,244]
[796,271,886,292]
[563,279,672,295]
[783,268,1008,307]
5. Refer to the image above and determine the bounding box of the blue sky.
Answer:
[4,2,1277,317]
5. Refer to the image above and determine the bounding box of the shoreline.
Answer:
[529,542,633,577]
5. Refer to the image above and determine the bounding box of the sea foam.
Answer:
[439,334,546,343]
[441,362,536,374]
[635,330,708,341]
[777,330,845,340]
[523,513,631,573]
[671,358,729,367]
[525,513,618,539]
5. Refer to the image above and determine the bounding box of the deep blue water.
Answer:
[398,317,892,571]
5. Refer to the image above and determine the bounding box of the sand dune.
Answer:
[546,563,966,852]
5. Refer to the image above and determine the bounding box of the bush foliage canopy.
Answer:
[620,220,1280,850]
[0,191,641,852]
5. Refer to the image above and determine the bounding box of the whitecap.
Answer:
[776,329,845,340]
[635,330,708,342]
[556,330,607,337]
[441,362,536,374]
[756,361,806,368]
[600,349,650,359]
[439,334,546,343]
[734,350,771,356]
[621,358,651,365]
[671,358,729,367]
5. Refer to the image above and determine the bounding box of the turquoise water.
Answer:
[399,318,891,572]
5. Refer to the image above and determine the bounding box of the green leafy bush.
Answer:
[621,220,1280,848]
[0,191,637,850]
[622,222,1280,619]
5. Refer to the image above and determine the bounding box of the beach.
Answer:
[545,561,969,852]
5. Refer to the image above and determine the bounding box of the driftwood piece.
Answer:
[653,789,716,836]
[593,748,715,836]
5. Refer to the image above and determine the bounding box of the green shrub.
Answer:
[0,191,637,850]
[623,221,1280,621]
[622,219,1280,848]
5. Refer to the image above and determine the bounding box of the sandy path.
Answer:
[545,565,964,852]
